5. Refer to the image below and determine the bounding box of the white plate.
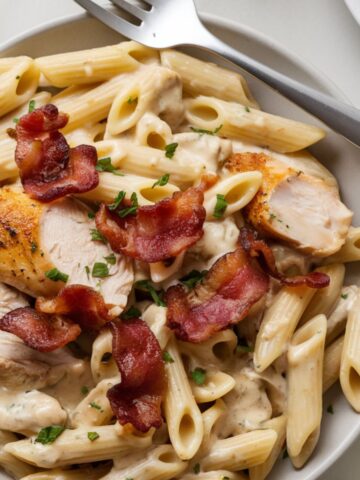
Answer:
[1,12,360,480]
[345,0,360,25]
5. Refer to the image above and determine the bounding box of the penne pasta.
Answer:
[323,226,360,264]
[135,112,173,149]
[20,464,110,480]
[323,335,344,393]
[286,315,327,468]
[185,96,325,153]
[326,285,359,345]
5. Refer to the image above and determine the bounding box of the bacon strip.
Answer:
[166,247,269,342]
[95,186,206,263]
[36,285,113,329]
[14,104,98,202]
[107,318,166,432]
[0,307,81,352]
[239,227,330,288]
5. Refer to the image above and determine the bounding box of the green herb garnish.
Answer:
[180,270,208,289]
[134,279,166,307]
[90,228,107,244]
[85,265,90,279]
[121,306,141,320]
[236,344,254,354]
[127,96,137,104]
[95,157,123,176]
[118,192,138,218]
[28,100,36,113]
[152,173,170,188]
[35,425,65,444]
[92,262,110,278]
[87,431,100,442]
[30,241,38,253]
[341,293,348,300]
[108,191,126,211]
[45,268,69,283]
[88,211,95,219]
[193,463,201,474]
[190,124,223,136]
[244,106,250,113]
[16,75,20,80]
[213,193,228,219]
[81,386,89,395]
[164,142,178,159]
[190,367,206,386]
[104,253,116,265]
[89,402,102,411]
[163,351,174,363]
[13,117,19,124]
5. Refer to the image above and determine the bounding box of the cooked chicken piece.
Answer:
[0,186,133,314]
[0,389,66,435]
[226,152,352,256]
[0,330,85,390]
[0,282,28,317]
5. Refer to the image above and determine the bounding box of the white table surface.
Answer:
[1,0,360,478]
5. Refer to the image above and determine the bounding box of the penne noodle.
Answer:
[323,335,344,393]
[323,226,360,264]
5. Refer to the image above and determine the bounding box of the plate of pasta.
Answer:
[0,10,359,480]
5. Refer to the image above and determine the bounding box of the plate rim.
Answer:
[0,9,359,480]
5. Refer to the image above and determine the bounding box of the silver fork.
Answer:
[74,0,360,147]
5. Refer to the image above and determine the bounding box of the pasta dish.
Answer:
[0,41,358,480]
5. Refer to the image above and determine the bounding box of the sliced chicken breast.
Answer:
[226,152,352,256]
[0,186,133,314]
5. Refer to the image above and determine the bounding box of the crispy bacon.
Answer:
[36,285,113,329]
[239,227,330,288]
[95,186,206,263]
[166,247,269,342]
[14,104,98,202]
[0,307,81,352]
[107,318,166,432]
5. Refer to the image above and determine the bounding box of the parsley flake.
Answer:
[16,75,20,80]
[193,463,201,474]
[30,241,38,253]
[164,142,178,159]
[152,173,170,188]
[236,344,254,354]
[190,124,223,136]
[269,213,277,221]
[108,191,126,211]
[327,404,334,414]
[213,194,228,219]
[45,268,69,283]
[90,228,107,244]
[222,477,230,480]
[95,157,123,176]
[180,270,208,289]
[341,293,348,300]
[13,117,19,124]
[190,367,206,386]
[89,401,102,411]
[35,425,65,444]
[134,279,166,307]
[163,351,174,363]
[88,211,95,219]
[87,431,100,442]
[121,306,141,320]
[85,265,90,279]
[92,262,110,278]
[118,192,138,218]
[81,386,89,395]
[127,96,137,104]
[28,100,36,113]
[244,106,251,113]
[104,253,116,265]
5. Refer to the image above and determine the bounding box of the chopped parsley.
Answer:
[118,192,138,218]
[163,351,174,363]
[269,213,277,221]
[95,157,124,176]
[81,386,89,395]
[134,279,166,307]
[190,124,223,136]
[89,401,102,411]
[90,228,107,244]
[45,268,69,283]
[193,463,201,474]
[104,253,116,265]
[87,431,100,442]
[85,265,90,279]
[327,404,334,414]
[88,211,95,219]
[236,344,254,354]
[30,241,38,253]
[221,477,230,480]
[190,367,206,386]
[35,425,65,444]
[180,269,208,289]
[108,191,126,211]
[28,100,36,113]
[244,106,251,113]
[13,117,19,124]
[213,193,228,219]
[16,75,20,80]
[164,142,178,159]
[341,293,348,300]
[121,306,141,320]
[92,262,110,278]
[152,173,170,188]
[127,96,137,104]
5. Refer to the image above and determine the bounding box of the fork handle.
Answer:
[199,29,360,146]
